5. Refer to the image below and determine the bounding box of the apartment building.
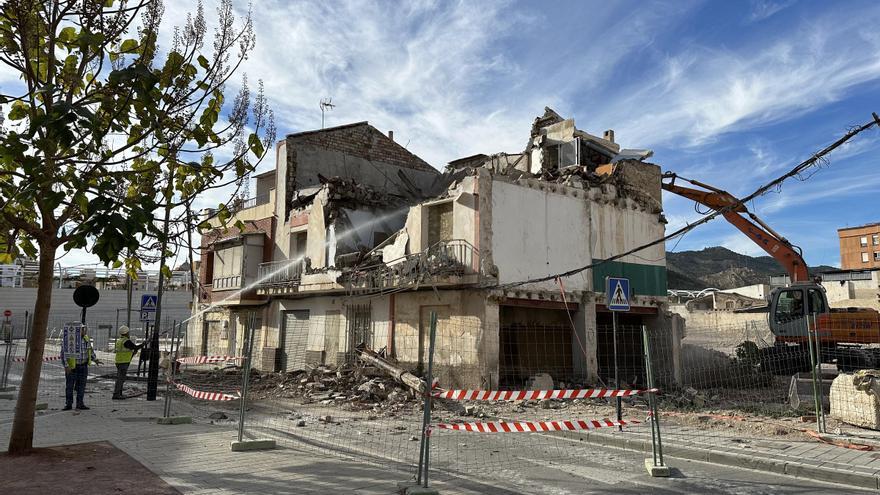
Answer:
[839,223,880,270]
[190,109,681,388]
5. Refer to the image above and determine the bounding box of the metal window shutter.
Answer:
[282,310,310,372]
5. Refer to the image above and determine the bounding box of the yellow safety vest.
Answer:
[115,337,134,364]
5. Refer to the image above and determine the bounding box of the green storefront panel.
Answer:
[592,259,667,296]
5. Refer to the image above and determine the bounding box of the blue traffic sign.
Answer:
[140,294,158,311]
[606,277,630,311]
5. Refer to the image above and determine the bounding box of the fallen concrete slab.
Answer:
[830,373,880,430]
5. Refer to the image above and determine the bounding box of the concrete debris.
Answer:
[208,412,228,420]
[831,372,880,430]
[528,373,554,391]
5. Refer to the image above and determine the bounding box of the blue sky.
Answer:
[5,0,880,269]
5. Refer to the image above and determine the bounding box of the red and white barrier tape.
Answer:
[171,381,240,401]
[176,355,243,365]
[12,355,62,363]
[436,418,638,433]
[433,387,658,401]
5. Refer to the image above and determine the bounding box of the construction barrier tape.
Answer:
[171,381,240,401]
[176,355,244,365]
[436,418,638,433]
[433,387,659,401]
[12,355,62,363]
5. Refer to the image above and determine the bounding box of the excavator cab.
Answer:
[768,283,828,341]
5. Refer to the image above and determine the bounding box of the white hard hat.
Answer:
[119,326,130,335]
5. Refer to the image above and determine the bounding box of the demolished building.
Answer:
[190,109,682,389]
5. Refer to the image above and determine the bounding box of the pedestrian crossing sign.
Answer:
[140,294,157,311]
[606,277,630,311]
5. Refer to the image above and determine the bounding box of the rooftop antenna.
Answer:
[319,97,335,129]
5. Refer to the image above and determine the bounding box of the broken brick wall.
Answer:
[283,123,439,220]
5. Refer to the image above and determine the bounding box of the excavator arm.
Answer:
[661,172,811,283]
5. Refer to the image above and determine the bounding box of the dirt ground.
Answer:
[0,441,180,494]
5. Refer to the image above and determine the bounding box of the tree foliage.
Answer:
[0,0,274,453]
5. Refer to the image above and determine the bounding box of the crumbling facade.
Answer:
[191,110,678,389]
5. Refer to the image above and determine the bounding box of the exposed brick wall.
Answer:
[283,122,437,221]
[287,123,435,173]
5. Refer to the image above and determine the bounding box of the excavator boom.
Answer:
[661,173,810,283]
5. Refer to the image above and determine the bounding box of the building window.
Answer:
[213,243,243,289]
[427,201,454,248]
[863,252,870,263]
[875,252,880,262]
[861,236,869,247]
[874,234,879,246]
[290,231,307,259]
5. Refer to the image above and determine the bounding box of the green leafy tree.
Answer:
[0,0,274,453]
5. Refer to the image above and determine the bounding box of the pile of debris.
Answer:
[247,362,419,414]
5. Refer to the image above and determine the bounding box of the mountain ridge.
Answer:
[666,246,837,290]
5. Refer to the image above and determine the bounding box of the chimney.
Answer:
[603,129,615,143]
[388,130,394,141]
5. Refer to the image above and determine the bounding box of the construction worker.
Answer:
[113,326,144,400]
[61,324,98,411]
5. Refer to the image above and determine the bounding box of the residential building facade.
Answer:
[839,223,880,270]
[190,109,680,389]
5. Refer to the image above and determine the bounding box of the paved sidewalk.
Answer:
[0,397,509,495]
[579,419,880,490]
[1,392,873,494]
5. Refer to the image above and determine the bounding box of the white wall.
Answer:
[590,198,665,267]
[490,180,591,292]
[720,284,770,300]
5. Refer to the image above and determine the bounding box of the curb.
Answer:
[581,432,880,490]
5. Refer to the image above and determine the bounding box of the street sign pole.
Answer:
[613,309,621,429]
[606,276,630,431]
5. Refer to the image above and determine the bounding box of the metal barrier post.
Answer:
[805,316,822,433]
[642,325,668,476]
[238,313,255,442]
[163,321,177,418]
[157,321,192,425]
[229,312,273,451]
[1,340,12,389]
[417,311,438,487]
[810,314,826,433]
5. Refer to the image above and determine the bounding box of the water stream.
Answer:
[183,205,412,325]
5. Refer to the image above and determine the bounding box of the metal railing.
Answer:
[257,259,305,288]
[212,275,242,290]
[345,239,482,292]
[233,193,271,212]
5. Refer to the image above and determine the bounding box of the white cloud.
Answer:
[720,233,767,257]
[748,0,797,22]
[594,8,880,148]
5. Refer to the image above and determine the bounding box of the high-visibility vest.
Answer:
[115,337,134,364]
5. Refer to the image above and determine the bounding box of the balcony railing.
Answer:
[232,193,271,212]
[212,275,242,290]
[258,259,305,288]
[344,239,482,292]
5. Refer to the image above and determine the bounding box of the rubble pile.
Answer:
[246,363,419,414]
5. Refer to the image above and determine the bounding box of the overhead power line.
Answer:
[487,112,880,291]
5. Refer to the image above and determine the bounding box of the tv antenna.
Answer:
[319,98,335,129]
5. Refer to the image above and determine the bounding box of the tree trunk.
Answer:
[7,241,57,453]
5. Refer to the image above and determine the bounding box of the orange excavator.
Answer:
[662,172,880,371]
